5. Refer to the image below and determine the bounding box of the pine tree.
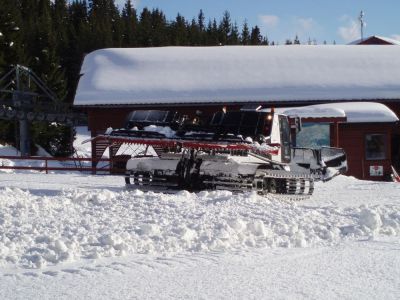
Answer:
[171,13,188,46]
[19,0,39,58]
[0,47,4,74]
[121,0,137,46]
[110,1,123,47]
[0,0,25,69]
[262,35,269,45]
[0,0,26,148]
[294,35,300,44]
[219,10,231,45]
[52,0,73,100]
[188,18,200,46]
[88,0,114,49]
[198,9,205,32]
[32,122,74,156]
[32,0,66,94]
[229,22,240,45]
[32,0,71,156]
[52,0,69,54]
[68,1,91,51]
[0,119,16,146]
[65,0,91,102]
[150,9,168,46]
[197,9,206,45]
[241,20,250,45]
[137,8,152,46]
[206,18,219,45]
[250,26,262,45]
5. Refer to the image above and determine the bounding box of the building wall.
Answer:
[83,101,400,181]
[335,123,393,180]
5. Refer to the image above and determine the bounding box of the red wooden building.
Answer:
[349,35,400,45]
[73,45,400,180]
[278,103,399,180]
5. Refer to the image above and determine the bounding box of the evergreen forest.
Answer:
[0,0,293,156]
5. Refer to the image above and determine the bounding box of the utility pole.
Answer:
[358,11,366,41]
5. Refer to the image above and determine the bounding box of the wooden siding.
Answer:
[337,123,393,180]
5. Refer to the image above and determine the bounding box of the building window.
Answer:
[365,134,386,160]
[296,123,330,148]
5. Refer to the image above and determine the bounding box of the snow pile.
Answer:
[73,126,92,158]
[254,142,280,153]
[143,125,176,138]
[0,145,21,172]
[0,183,399,269]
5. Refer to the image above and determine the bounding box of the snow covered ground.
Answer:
[0,130,399,299]
[0,172,399,299]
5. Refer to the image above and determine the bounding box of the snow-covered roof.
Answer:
[275,106,346,119]
[349,35,400,45]
[74,46,400,106]
[279,102,399,123]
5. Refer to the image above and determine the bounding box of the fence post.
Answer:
[45,158,48,174]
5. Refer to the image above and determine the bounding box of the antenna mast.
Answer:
[358,11,365,41]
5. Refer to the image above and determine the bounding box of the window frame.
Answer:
[295,122,331,149]
[365,133,387,161]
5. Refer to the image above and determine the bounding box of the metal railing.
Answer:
[0,155,129,174]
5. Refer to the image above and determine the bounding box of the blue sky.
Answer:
[114,0,400,44]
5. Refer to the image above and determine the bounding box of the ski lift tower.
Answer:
[0,65,85,156]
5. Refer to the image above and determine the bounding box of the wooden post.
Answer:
[109,145,114,174]
[361,159,365,179]
[91,140,97,175]
[335,122,340,147]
